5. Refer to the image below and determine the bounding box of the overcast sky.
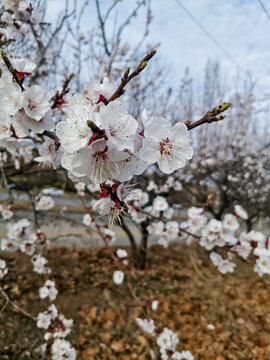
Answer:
[48,0,270,103]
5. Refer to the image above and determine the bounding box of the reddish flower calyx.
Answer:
[97,94,105,104]
[14,69,32,81]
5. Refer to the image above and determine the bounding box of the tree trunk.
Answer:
[120,218,150,269]
[136,219,150,269]
[120,218,138,264]
[246,218,253,232]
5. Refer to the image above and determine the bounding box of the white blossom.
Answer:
[7,218,31,239]
[56,105,95,153]
[99,101,138,151]
[147,221,164,236]
[35,137,62,168]
[82,213,93,226]
[188,207,203,219]
[165,221,179,240]
[32,255,51,274]
[113,270,124,285]
[39,280,58,301]
[0,83,22,115]
[208,219,222,233]
[151,300,159,311]
[223,214,239,231]
[51,339,76,360]
[210,252,236,274]
[136,317,156,335]
[172,351,194,360]
[0,259,8,279]
[234,205,248,220]
[22,85,51,121]
[153,196,169,212]
[157,327,179,355]
[139,117,193,174]
[12,108,54,136]
[116,249,128,259]
[75,182,85,196]
[0,205,13,219]
[63,139,124,184]
[37,312,51,329]
[12,57,37,74]
[35,195,54,211]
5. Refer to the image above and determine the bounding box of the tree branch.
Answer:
[120,218,137,262]
[0,286,36,320]
[186,102,231,131]
[113,0,146,50]
[51,73,75,109]
[95,0,111,56]
[1,50,24,91]
[104,49,156,104]
[137,219,149,269]
[41,130,60,149]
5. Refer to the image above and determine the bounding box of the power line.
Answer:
[257,0,270,23]
[174,0,239,69]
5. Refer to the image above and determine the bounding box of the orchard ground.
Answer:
[1,243,270,360]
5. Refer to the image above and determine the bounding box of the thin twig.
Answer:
[1,168,17,221]
[179,227,201,239]
[50,73,75,109]
[0,286,36,320]
[30,2,76,83]
[19,187,40,229]
[41,130,60,149]
[0,297,9,314]
[80,196,118,263]
[104,49,156,104]
[186,102,232,131]
[95,0,111,56]
[113,0,146,51]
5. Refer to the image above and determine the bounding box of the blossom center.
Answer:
[109,125,117,137]
[48,144,55,152]
[28,98,36,110]
[159,138,172,155]
[92,146,109,162]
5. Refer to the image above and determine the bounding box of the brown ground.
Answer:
[1,243,270,360]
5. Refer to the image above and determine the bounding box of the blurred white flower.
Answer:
[113,270,124,285]
[234,205,248,220]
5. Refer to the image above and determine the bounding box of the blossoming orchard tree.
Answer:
[0,1,269,359]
